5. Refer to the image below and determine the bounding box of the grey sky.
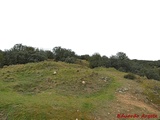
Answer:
[0,0,160,60]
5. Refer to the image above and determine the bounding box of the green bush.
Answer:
[124,73,136,80]
[65,57,76,63]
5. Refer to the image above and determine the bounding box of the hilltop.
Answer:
[1,44,160,82]
[0,60,160,120]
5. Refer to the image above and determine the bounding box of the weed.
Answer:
[124,73,136,80]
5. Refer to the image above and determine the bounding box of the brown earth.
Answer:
[94,71,160,120]
[117,93,159,114]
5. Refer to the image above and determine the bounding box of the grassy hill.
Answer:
[0,60,160,120]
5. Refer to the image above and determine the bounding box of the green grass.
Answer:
[2,60,159,119]
[141,79,160,105]
[0,60,121,119]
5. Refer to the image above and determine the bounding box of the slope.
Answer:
[0,60,159,120]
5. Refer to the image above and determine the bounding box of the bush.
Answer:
[145,69,160,81]
[124,73,136,80]
[65,57,76,63]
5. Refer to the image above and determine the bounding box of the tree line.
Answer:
[0,44,78,67]
[0,44,160,81]
[88,52,160,81]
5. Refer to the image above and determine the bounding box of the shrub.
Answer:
[145,69,160,81]
[124,73,136,80]
[65,57,76,63]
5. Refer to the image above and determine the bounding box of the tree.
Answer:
[11,44,25,51]
[109,52,131,72]
[28,49,47,62]
[116,52,129,60]
[3,50,17,65]
[78,54,90,61]
[53,46,76,62]
[45,50,54,59]
[2,44,49,66]
[0,50,4,67]
[110,55,119,68]
[145,69,160,80]
[89,53,102,68]
[101,55,111,68]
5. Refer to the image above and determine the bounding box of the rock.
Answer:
[53,71,57,75]
[118,90,123,93]
[101,76,110,82]
[116,87,129,93]
[123,87,129,91]
[82,81,85,84]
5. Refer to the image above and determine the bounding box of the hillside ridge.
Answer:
[0,60,159,120]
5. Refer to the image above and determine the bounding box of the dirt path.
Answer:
[117,93,160,114]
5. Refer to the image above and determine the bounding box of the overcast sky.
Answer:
[0,0,160,60]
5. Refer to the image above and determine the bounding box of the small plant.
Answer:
[124,73,136,80]
[65,57,76,63]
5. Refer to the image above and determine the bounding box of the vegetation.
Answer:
[0,60,120,119]
[124,73,136,80]
[0,44,160,81]
[0,59,160,119]
[89,52,160,81]
[53,46,76,63]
